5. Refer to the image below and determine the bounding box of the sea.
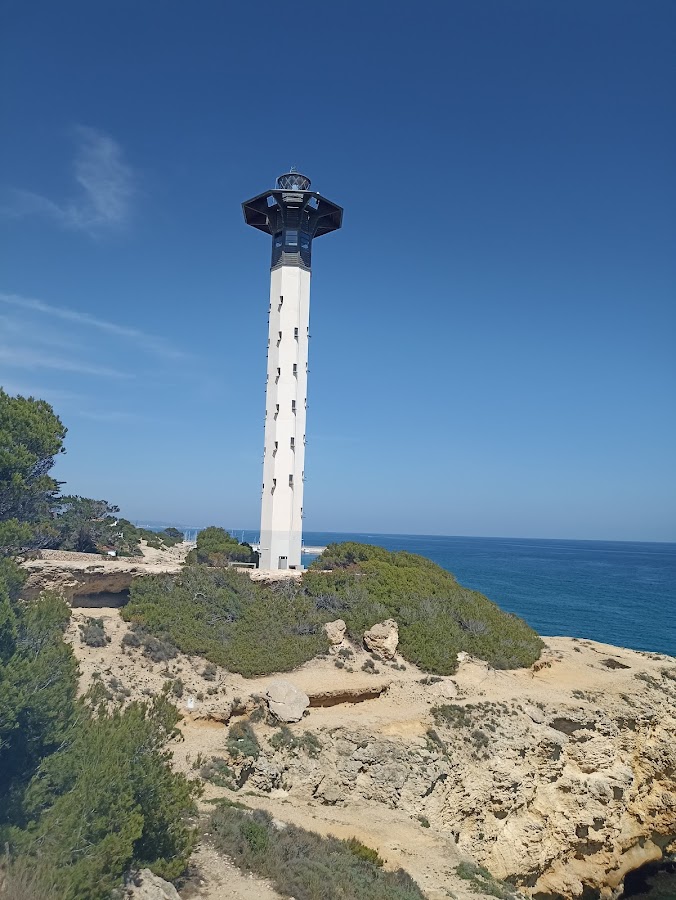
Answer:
[219,531,676,659]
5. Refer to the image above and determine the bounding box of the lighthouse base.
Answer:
[258,528,303,571]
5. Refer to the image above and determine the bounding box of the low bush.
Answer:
[455,861,523,899]
[226,721,261,760]
[208,806,426,900]
[305,543,543,674]
[345,838,383,867]
[202,662,217,681]
[141,632,178,663]
[78,617,109,647]
[123,567,329,677]
[269,726,322,757]
[121,630,141,649]
[200,756,236,789]
[184,526,256,566]
[431,704,474,729]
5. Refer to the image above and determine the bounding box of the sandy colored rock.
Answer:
[20,541,191,602]
[123,868,180,900]
[363,618,399,659]
[65,605,676,900]
[266,679,310,722]
[324,619,346,645]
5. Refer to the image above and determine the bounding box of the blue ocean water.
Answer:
[283,532,676,659]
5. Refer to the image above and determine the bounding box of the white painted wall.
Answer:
[259,264,310,570]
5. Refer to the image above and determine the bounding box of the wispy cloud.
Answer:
[1,126,134,234]
[0,380,84,404]
[0,345,131,379]
[0,313,78,351]
[0,292,185,361]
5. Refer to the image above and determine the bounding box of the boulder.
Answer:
[124,869,181,900]
[363,619,399,659]
[324,619,346,645]
[266,679,309,723]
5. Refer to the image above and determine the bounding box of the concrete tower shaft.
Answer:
[242,172,342,570]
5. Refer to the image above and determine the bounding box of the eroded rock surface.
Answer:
[266,679,310,723]
[65,606,676,900]
[324,619,347,645]
[363,618,399,659]
[20,544,188,601]
[122,869,181,900]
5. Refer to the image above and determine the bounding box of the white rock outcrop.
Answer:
[123,869,180,900]
[324,619,347,645]
[266,679,310,723]
[363,619,399,659]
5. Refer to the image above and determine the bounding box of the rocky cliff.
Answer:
[64,603,676,900]
[20,544,188,601]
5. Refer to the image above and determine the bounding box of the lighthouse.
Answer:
[243,171,342,570]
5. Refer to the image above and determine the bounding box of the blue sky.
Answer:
[1,1,674,541]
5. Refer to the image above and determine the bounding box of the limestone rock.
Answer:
[123,869,181,900]
[314,776,344,805]
[266,679,309,722]
[249,757,283,791]
[20,553,184,602]
[324,619,346,645]
[363,619,399,659]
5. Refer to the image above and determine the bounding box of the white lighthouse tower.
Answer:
[243,171,342,571]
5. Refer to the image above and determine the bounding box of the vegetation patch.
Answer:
[455,861,524,898]
[185,526,256,566]
[123,543,541,678]
[432,704,474,729]
[78,616,109,647]
[0,557,199,900]
[123,566,329,677]
[304,543,543,674]
[200,756,236,789]
[208,805,426,900]
[226,721,261,760]
[269,725,322,757]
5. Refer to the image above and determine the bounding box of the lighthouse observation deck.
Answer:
[242,171,342,269]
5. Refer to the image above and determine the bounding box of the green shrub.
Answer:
[226,721,261,760]
[202,662,217,681]
[345,837,384,867]
[121,630,141,649]
[431,704,474,729]
[305,543,543,674]
[141,633,178,663]
[200,756,236,789]
[78,617,109,647]
[269,726,322,758]
[186,526,256,566]
[123,567,329,677]
[455,862,523,899]
[208,806,425,900]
